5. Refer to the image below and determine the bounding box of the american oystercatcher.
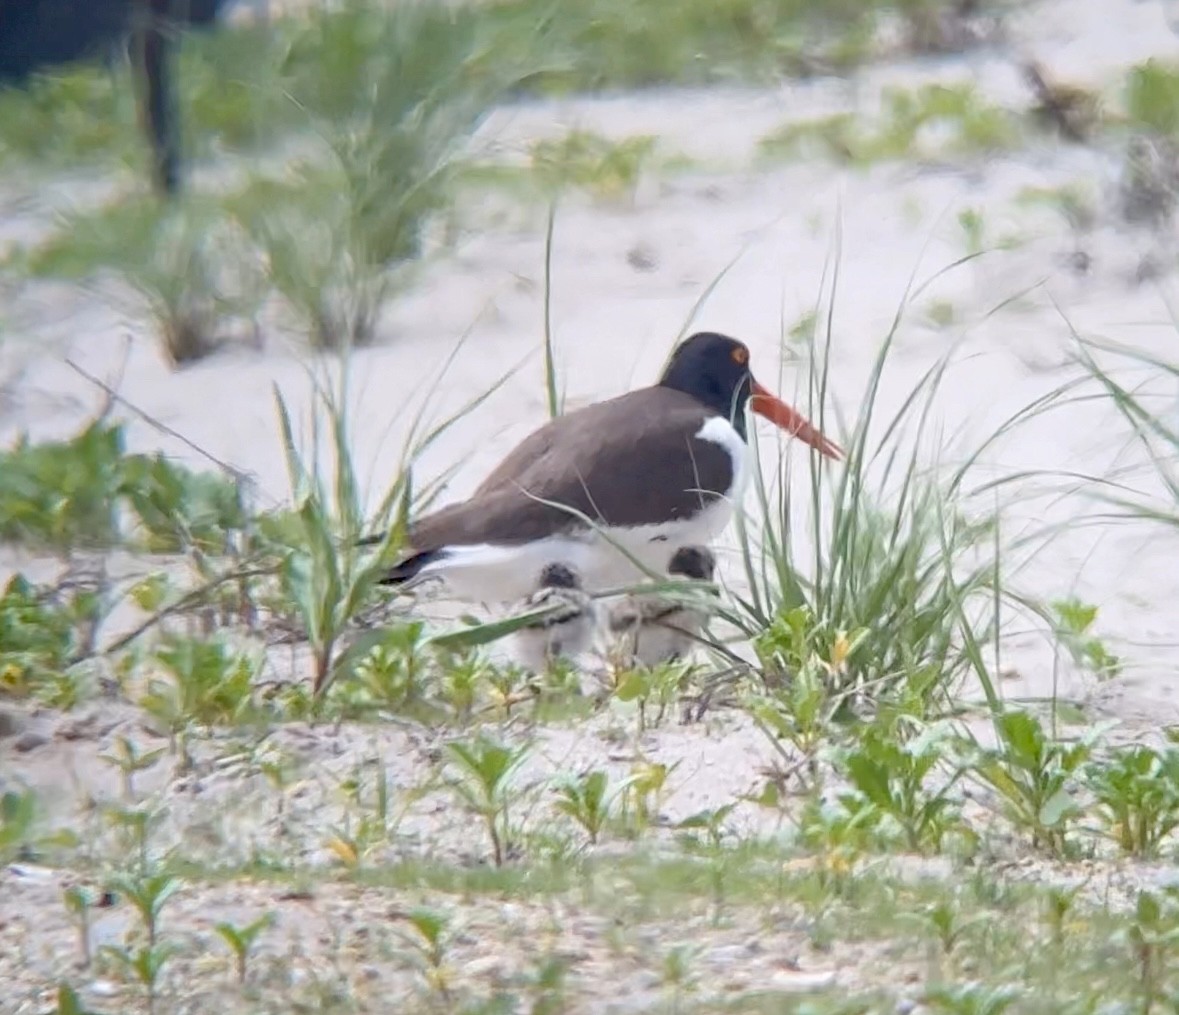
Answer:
[605,544,718,668]
[508,562,597,673]
[383,331,842,604]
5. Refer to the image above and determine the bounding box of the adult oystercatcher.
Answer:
[383,331,842,604]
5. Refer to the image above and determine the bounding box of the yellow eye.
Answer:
[731,345,749,365]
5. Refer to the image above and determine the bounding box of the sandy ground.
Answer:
[5,0,1179,1009]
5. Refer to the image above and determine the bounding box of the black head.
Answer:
[668,545,716,582]
[538,562,581,590]
[657,331,845,460]
[658,332,754,436]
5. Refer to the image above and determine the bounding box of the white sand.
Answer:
[2,0,1179,854]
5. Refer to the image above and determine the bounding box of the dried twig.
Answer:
[65,356,253,487]
[102,562,274,656]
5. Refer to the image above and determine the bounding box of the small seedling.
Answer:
[552,769,635,845]
[1051,597,1120,679]
[100,943,177,1015]
[1124,890,1179,1012]
[612,662,688,733]
[957,207,986,254]
[103,806,167,874]
[0,785,75,862]
[215,912,275,984]
[63,886,96,967]
[53,983,101,1015]
[677,803,735,852]
[1042,885,1081,951]
[660,944,699,1012]
[921,899,988,958]
[445,736,530,865]
[106,872,181,949]
[100,736,166,801]
[620,760,675,835]
[397,907,453,1003]
[840,722,963,854]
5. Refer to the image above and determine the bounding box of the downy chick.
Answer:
[508,562,596,674]
[606,545,716,668]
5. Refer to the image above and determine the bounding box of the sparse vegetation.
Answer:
[759,83,1019,165]
[10,1,1179,1011]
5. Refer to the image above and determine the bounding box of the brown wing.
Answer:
[407,387,736,551]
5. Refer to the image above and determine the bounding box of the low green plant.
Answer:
[1050,597,1120,678]
[660,943,699,1010]
[0,785,78,864]
[965,710,1094,856]
[0,573,100,701]
[397,907,453,1003]
[1122,890,1179,1012]
[526,954,570,1015]
[760,83,1017,165]
[327,756,434,867]
[100,943,176,1015]
[1083,744,1179,857]
[611,661,691,733]
[445,736,530,866]
[0,417,246,553]
[63,886,96,967]
[748,606,868,740]
[619,759,675,835]
[530,130,658,203]
[677,803,736,851]
[336,622,431,711]
[839,722,964,853]
[552,769,634,844]
[215,912,274,984]
[107,872,180,949]
[919,898,990,958]
[795,792,882,880]
[923,982,1020,1015]
[1125,59,1179,137]
[100,736,166,801]
[0,420,126,548]
[103,806,167,875]
[139,634,259,737]
[52,982,102,1015]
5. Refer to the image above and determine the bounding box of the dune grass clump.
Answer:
[729,301,1004,721]
[228,0,540,350]
[16,194,260,366]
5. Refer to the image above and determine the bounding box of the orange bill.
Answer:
[750,379,844,460]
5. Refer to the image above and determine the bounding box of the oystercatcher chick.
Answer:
[606,544,718,668]
[507,563,596,674]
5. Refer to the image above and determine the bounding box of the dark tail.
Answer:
[379,548,445,587]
